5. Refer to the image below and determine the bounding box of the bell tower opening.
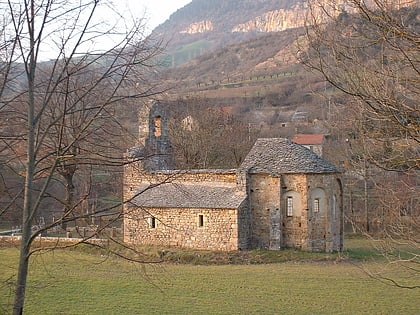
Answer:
[154,116,162,138]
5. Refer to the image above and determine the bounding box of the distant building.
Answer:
[124,102,343,252]
[292,134,325,157]
[291,110,308,122]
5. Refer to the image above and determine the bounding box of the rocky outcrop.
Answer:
[231,0,414,34]
[180,20,214,34]
[232,4,307,33]
[159,0,417,36]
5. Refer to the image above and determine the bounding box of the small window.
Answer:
[198,214,204,227]
[154,116,161,137]
[287,197,293,217]
[148,217,156,229]
[313,198,320,213]
[332,195,337,219]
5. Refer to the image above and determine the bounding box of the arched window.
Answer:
[310,188,326,215]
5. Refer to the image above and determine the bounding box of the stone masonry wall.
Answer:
[140,170,238,185]
[280,174,308,249]
[123,162,241,251]
[123,159,343,252]
[124,206,239,251]
[307,174,343,252]
[248,172,343,252]
[123,160,144,203]
[123,162,237,202]
[248,174,281,249]
[237,199,251,250]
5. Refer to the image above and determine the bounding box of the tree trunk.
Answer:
[13,3,36,312]
[364,176,369,233]
[13,228,31,315]
[13,106,35,314]
[61,171,75,230]
[363,159,370,233]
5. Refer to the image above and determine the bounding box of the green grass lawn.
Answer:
[0,240,418,315]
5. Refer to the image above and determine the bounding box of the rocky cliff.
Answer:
[181,20,214,34]
[232,4,307,33]
[154,0,415,67]
[160,0,414,37]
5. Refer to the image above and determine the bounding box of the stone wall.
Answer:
[247,172,343,252]
[141,170,238,185]
[124,206,239,251]
[248,173,281,249]
[123,160,144,203]
[307,175,343,252]
[123,164,242,251]
[123,159,343,252]
[124,163,237,200]
[237,199,251,250]
[281,174,308,250]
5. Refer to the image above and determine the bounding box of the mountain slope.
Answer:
[155,0,304,34]
[153,0,307,65]
[153,0,417,142]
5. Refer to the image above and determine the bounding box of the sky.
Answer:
[125,0,192,31]
[31,0,193,60]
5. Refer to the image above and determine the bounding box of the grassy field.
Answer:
[0,239,418,314]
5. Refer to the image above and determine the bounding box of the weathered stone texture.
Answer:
[245,172,343,252]
[307,175,343,252]
[281,174,308,250]
[248,174,281,249]
[237,200,251,250]
[123,167,245,251]
[124,105,344,253]
[124,206,239,251]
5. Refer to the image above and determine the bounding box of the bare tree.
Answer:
[323,101,379,233]
[302,0,419,288]
[0,1,167,313]
[167,97,256,169]
[303,0,419,150]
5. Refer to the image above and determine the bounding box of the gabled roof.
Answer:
[131,183,246,209]
[293,134,324,145]
[239,138,340,175]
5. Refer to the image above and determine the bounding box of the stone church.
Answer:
[123,102,344,252]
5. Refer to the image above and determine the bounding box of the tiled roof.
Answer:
[239,138,340,175]
[131,183,246,209]
[293,134,324,145]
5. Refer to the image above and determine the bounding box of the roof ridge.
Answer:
[239,138,340,175]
